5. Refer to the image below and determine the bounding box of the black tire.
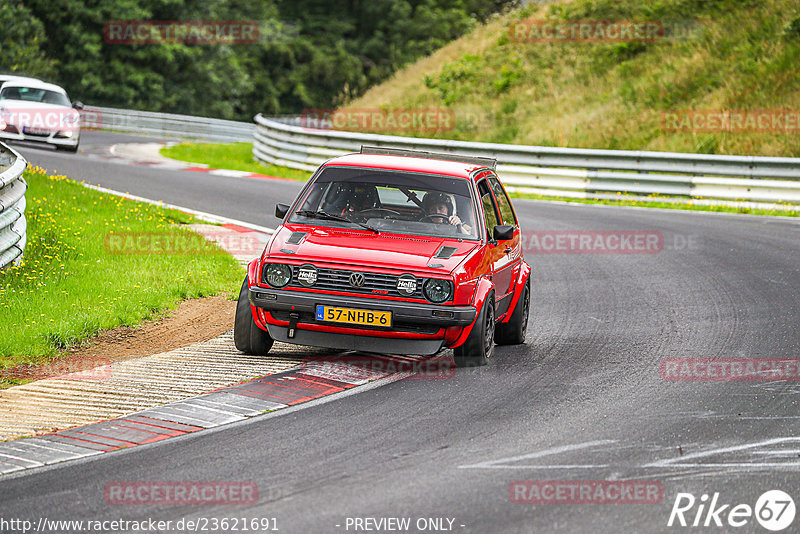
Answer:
[55,141,79,153]
[234,277,274,355]
[454,293,494,367]
[495,282,530,345]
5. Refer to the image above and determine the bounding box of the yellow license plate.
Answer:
[315,305,392,327]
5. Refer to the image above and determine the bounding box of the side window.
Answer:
[488,175,517,226]
[477,179,499,240]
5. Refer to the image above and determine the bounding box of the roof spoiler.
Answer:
[360,145,497,171]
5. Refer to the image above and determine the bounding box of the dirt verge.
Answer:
[3,295,236,386]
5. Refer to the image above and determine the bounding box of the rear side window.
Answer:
[477,179,499,240]
[488,175,517,226]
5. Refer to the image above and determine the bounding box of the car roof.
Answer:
[322,153,493,180]
[0,75,42,83]
[0,79,68,95]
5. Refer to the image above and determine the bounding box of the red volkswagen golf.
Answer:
[234,147,530,367]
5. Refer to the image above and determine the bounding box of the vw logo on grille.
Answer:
[349,272,365,288]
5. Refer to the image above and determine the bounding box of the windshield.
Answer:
[0,86,71,106]
[289,166,479,240]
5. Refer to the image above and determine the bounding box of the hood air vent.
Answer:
[286,232,307,244]
[435,246,457,259]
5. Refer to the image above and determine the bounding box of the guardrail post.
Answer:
[0,142,28,270]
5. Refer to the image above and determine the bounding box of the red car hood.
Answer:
[266,225,479,274]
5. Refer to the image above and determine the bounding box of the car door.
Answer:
[488,174,521,318]
[477,176,514,317]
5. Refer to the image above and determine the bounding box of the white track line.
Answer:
[81,183,275,234]
[457,439,617,469]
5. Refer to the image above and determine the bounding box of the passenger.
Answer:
[328,183,379,219]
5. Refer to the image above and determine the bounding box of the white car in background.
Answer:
[0,79,84,152]
[0,75,43,86]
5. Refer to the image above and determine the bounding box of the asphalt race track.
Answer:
[2,132,800,533]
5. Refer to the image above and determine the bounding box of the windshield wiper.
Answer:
[294,210,379,233]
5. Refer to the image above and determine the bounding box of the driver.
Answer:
[331,183,379,220]
[422,192,471,234]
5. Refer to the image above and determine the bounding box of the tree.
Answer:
[0,2,57,78]
[3,0,517,118]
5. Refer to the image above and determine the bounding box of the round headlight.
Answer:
[396,274,417,296]
[423,278,452,303]
[297,264,318,287]
[264,263,291,288]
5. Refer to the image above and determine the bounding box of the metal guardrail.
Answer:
[253,114,800,204]
[0,142,27,270]
[84,106,254,142]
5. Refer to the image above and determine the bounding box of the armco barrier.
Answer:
[252,114,800,203]
[84,106,254,142]
[0,142,27,270]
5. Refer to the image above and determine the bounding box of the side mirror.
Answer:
[72,101,84,110]
[493,224,514,241]
[275,203,289,219]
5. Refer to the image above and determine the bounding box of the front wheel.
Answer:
[234,277,274,355]
[495,282,529,345]
[454,293,494,367]
[55,140,79,153]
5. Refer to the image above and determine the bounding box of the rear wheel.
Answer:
[234,277,274,355]
[495,282,529,345]
[454,293,494,367]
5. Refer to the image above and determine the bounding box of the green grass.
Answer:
[348,0,800,157]
[161,142,311,181]
[0,165,244,384]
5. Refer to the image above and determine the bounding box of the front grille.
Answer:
[288,266,425,299]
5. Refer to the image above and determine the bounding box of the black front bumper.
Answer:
[248,286,476,328]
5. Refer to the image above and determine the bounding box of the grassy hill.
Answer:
[346,0,800,157]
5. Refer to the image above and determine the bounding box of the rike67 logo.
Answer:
[668,490,795,531]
